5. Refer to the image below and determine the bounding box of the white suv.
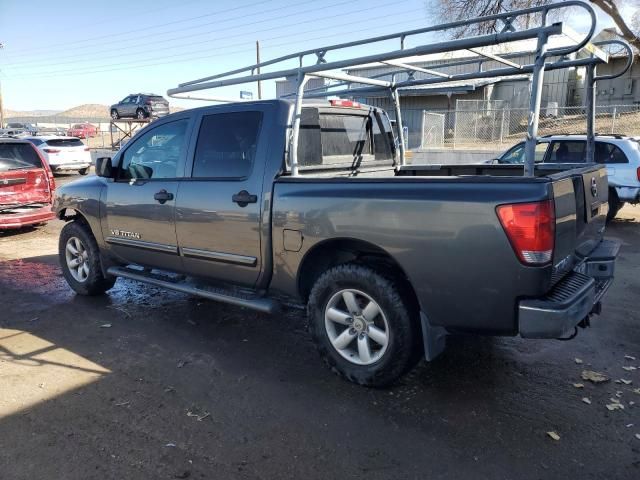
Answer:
[494,134,640,220]
[25,136,92,175]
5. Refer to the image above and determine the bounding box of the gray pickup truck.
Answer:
[53,99,619,386]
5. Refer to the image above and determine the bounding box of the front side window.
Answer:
[499,142,547,164]
[192,111,263,178]
[595,142,628,164]
[120,119,188,180]
[547,141,586,163]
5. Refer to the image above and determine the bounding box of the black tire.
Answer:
[136,108,147,120]
[110,109,119,120]
[307,264,421,387]
[607,189,622,222]
[59,221,116,296]
[78,168,89,175]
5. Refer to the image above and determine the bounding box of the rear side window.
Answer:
[547,141,586,163]
[46,139,84,148]
[0,143,43,172]
[595,142,628,164]
[192,111,263,178]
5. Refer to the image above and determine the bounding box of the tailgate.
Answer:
[0,168,52,206]
[551,165,608,280]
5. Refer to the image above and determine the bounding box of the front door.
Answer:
[104,117,190,271]
[175,108,267,287]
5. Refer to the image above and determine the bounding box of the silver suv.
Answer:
[494,134,640,220]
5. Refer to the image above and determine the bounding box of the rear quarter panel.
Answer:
[271,177,554,335]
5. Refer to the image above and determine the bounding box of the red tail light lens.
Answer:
[329,99,361,108]
[637,166,640,182]
[496,199,555,265]
[43,148,60,153]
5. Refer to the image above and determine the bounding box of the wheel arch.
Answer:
[297,237,421,315]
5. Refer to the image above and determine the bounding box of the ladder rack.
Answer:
[167,0,632,177]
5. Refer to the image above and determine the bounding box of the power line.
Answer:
[2,13,429,81]
[2,0,275,57]
[5,0,406,73]
[2,0,337,67]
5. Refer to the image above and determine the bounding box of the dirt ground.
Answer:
[1,174,639,479]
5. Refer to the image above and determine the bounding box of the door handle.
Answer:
[232,190,258,207]
[153,189,174,204]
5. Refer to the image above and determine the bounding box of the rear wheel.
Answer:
[136,108,146,120]
[59,221,116,295]
[110,109,119,120]
[307,264,421,387]
[78,168,89,175]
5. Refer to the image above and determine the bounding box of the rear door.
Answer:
[103,116,191,270]
[175,106,269,287]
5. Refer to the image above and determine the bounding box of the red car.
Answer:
[0,138,56,229]
[66,123,98,139]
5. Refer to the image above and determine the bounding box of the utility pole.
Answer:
[256,41,262,100]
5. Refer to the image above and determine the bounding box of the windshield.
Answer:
[6,123,24,128]
[0,143,43,172]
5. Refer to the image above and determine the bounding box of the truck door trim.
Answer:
[105,236,179,254]
[180,246,257,267]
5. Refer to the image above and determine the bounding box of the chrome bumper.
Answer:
[519,239,619,339]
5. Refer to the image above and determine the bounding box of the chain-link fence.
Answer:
[420,112,445,148]
[414,103,640,150]
[3,115,142,149]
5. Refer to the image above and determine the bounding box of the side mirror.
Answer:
[95,157,114,178]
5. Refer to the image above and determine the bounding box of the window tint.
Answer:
[547,141,586,163]
[120,119,188,180]
[320,114,371,158]
[192,111,262,178]
[595,142,628,164]
[372,112,394,160]
[0,143,43,172]
[46,139,84,148]
[27,138,44,146]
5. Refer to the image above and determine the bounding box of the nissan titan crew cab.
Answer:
[53,100,619,386]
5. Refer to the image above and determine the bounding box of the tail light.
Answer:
[496,199,555,265]
[637,166,640,182]
[329,99,361,108]
[43,148,60,153]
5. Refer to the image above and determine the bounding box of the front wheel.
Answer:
[59,221,116,295]
[308,264,421,387]
[136,108,147,119]
[78,168,89,175]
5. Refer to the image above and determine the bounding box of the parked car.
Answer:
[37,126,67,136]
[2,122,38,135]
[25,136,92,175]
[66,123,98,139]
[490,134,640,220]
[0,138,56,229]
[53,99,619,386]
[110,93,170,120]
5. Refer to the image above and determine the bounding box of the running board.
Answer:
[107,266,279,314]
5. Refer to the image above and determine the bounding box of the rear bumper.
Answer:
[614,186,640,203]
[51,162,91,171]
[519,239,619,339]
[0,205,56,229]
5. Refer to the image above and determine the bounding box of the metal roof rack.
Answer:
[167,1,632,177]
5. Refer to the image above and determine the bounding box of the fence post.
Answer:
[611,106,616,134]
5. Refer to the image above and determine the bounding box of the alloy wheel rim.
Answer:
[65,236,90,283]
[324,288,389,366]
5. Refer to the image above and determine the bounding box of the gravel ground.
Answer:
[1,173,639,479]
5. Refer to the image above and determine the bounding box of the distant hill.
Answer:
[4,102,186,122]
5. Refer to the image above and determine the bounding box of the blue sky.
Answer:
[0,0,631,111]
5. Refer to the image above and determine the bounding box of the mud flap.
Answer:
[420,312,447,361]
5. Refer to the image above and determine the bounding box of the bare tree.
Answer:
[428,0,639,51]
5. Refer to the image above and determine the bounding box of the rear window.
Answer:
[72,124,84,129]
[0,143,43,172]
[148,96,166,102]
[46,139,84,148]
[297,108,395,169]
